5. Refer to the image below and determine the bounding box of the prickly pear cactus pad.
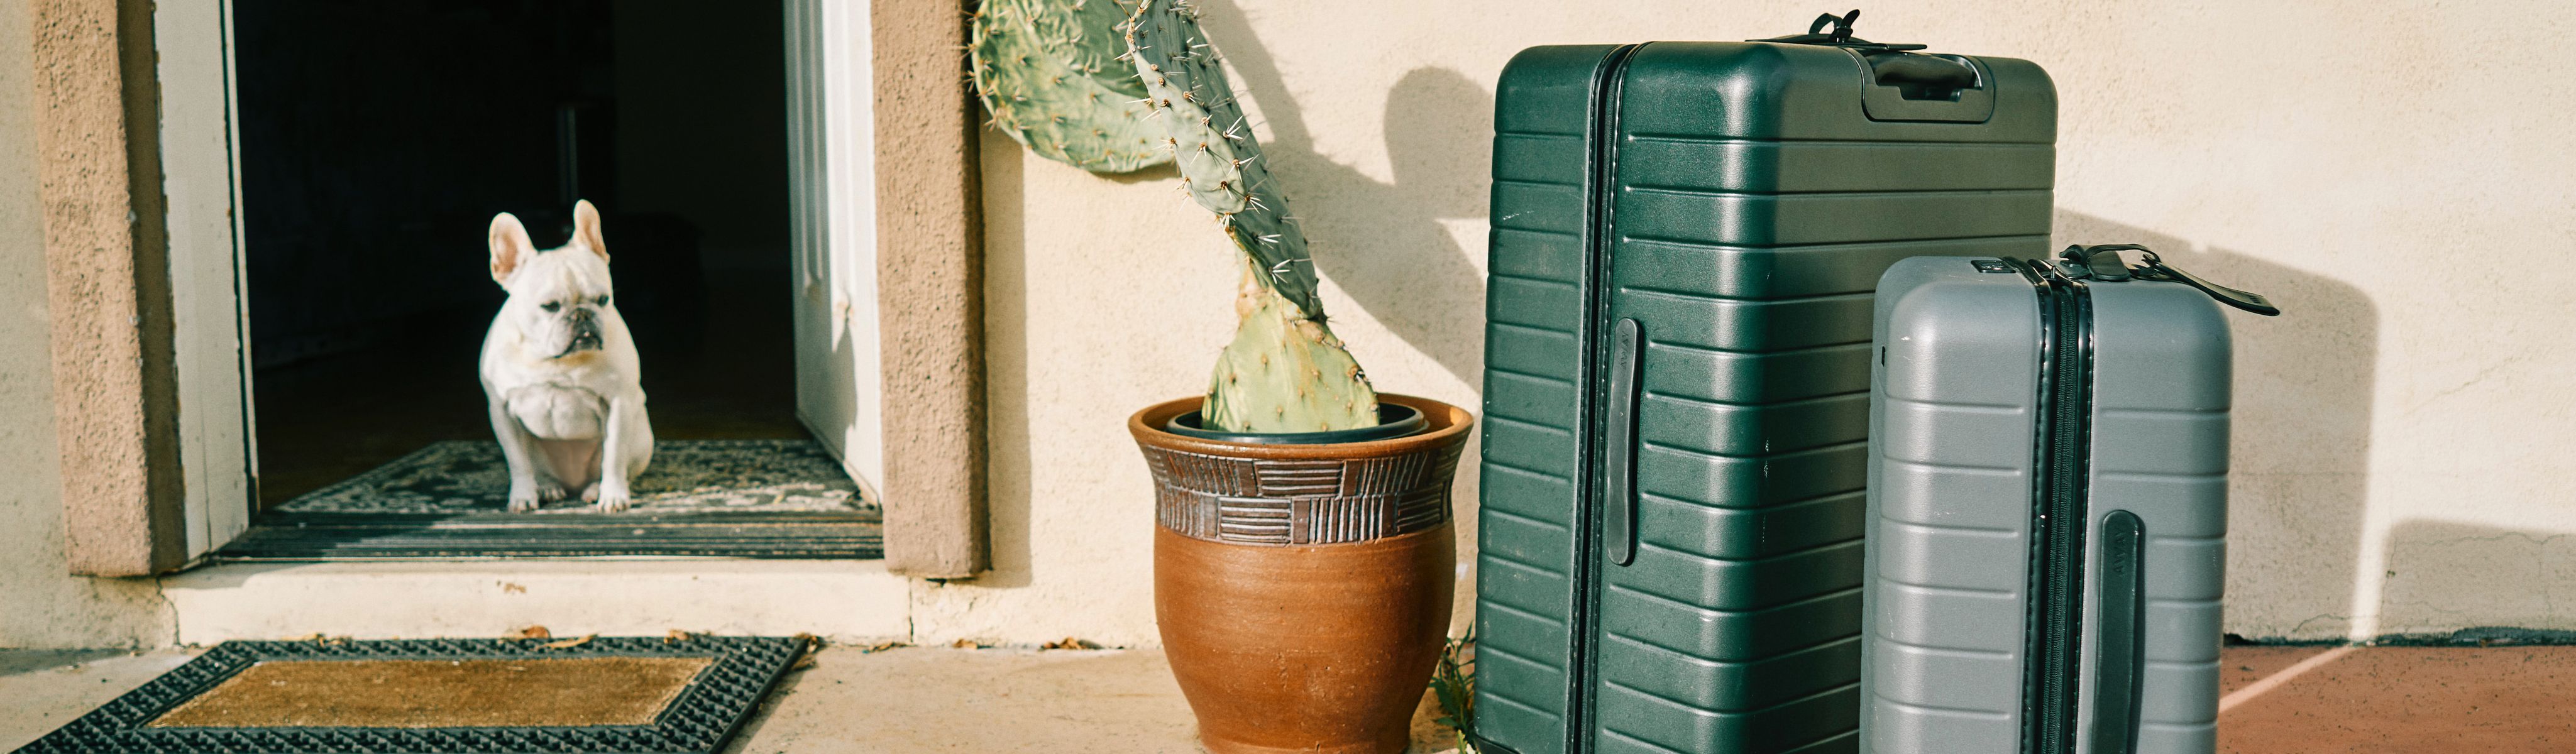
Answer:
[971,0,1169,173]
[1127,0,1380,434]
[1206,272,1379,434]
[1124,0,1322,321]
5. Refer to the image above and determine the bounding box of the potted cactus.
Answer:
[975,1,1472,752]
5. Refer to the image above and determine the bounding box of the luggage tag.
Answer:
[1753,9,1927,52]
[2055,244,2282,316]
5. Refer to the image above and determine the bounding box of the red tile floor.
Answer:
[2218,645,2576,752]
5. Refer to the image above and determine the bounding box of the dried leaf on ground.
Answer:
[861,641,911,653]
[950,638,983,649]
[540,634,595,649]
[665,629,698,643]
[513,625,553,640]
[1041,637,1101,650]
[789,653,819,672]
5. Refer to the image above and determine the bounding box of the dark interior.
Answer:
[234,0,804,506]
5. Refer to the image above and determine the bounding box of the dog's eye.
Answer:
[596,295,610,307]
[539,302,561,313]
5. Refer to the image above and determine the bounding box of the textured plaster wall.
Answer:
[957,0,2576,645]
[2,0,2563,650]
[0,0,171,648]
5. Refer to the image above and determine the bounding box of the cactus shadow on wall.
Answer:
[1193,4,1492,387]
[2054,209,2377,641]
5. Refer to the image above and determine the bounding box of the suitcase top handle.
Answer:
[2057,244,2284,316]
[1754,10,1983,94]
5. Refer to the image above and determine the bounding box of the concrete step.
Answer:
[159,559,909,644]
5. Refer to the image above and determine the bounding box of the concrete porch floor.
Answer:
[6,644,2572,753]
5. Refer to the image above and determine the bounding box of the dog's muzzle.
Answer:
[555,310,605,358]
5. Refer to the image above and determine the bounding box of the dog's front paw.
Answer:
[592,487,633,513]
[509,480,567,513]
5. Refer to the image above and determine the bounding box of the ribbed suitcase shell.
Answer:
[1477,38,2057,754]
[1859,257,2231,754]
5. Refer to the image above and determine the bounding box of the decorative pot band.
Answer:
[1130,393,1475,547]
[1140,443,1463,545]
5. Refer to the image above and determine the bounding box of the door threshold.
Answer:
[160,559,911,645]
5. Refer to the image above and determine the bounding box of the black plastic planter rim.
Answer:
[1162,403,1426,445]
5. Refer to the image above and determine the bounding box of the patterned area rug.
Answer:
[275,439,872,515]
[218,439,881,560]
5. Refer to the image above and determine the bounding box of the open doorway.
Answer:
[212,0,879,559]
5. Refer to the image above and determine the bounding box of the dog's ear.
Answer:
[571,199,608,261]
[489,212,534,284]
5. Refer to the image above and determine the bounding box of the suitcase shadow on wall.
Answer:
[1194,4,1493,387]
[2375,520,2576,639]
[2055,210,2377,641]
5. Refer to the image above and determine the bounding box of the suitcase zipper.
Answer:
[1567,42,1644,754]
[2015,258,2093,754]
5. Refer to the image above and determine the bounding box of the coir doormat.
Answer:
[13,636,807,754]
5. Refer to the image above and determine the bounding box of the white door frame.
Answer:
[156,0,258,559]
[151,0,889,559]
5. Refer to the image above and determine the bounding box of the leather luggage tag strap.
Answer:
[2056,244,2282,317]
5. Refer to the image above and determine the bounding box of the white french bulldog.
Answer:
[480,200,654,513]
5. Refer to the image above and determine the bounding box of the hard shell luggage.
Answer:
[1858,246,2280,754]
[1475,12,2058,754]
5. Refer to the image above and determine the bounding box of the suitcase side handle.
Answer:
[1602,318,1644,567]
[2091,510,2150,754]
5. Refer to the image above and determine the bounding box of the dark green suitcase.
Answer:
[1475,13,2058,754]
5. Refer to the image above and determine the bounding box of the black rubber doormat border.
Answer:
[217,510,884,560]
[11,636,808,754]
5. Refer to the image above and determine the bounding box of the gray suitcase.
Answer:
[1859,246,2277,754]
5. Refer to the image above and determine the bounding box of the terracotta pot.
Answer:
[1130,393,1473,754]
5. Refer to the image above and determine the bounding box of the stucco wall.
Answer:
[0,0,171,649]
[4,0,2568,650]
[957,0,2576,645]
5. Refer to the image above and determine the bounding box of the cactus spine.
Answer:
[971,0,1169,173]
[1126,0,1377,433]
